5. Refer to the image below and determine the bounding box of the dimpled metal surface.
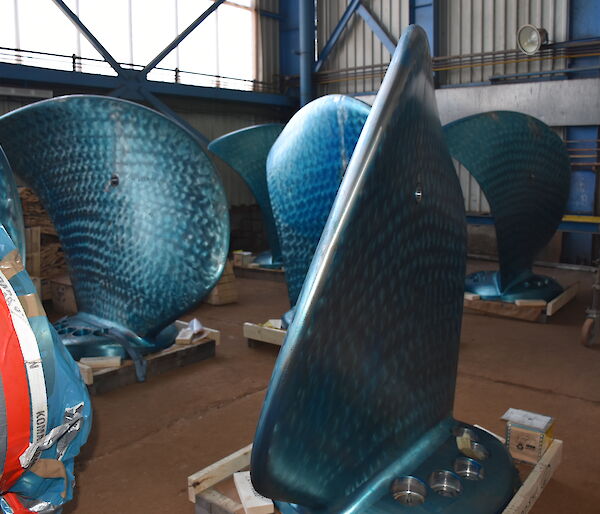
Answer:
[209,124,284,264]
[0,95,229,343]
[251,26,486,512]
[267,95,370,305]
[0,146,25,257]
[444,112,570,301]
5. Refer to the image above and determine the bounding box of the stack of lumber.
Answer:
[20,187,68,299]
[19,187,57,235]
[24,226,41,277]
[205,260,238,305]
[40,242,67,277]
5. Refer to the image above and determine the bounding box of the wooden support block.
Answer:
[80,356,122,369]
[197,489,243,514]
[188,438,561,513]
[77,362,93,386]
[464,298,544,322]
[233,472,274,514]
[176,328,195,345]
[546,282,578,316]
[243,322,286,347]
[87,338,215,395]
[188,444,253,503]
[464,292,480,301]
[503,440,563,514]
[515,299,548,307]
[205,327,221,346]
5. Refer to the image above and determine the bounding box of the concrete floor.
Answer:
[64,260,600,513]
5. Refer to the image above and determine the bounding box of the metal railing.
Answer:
[0,46,279,94]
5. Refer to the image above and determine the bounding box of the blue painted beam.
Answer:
[50,0,125,77]
[259,9,283,21]
[356,4,397,54]
[142,0,226,76]
[410,0,436,56]
[0,62,295,107]
[467,214,600,234]
[299,0,315,105]
[314,0,362,73]
[138,88,209,145]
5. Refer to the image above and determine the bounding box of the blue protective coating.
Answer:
[208,124,284,265]
[251,25,518,513]
[267,95,370,305]
[0,95,229,358]
[444,111,571,302]
[0,227,91,512]
[0,147,25,258]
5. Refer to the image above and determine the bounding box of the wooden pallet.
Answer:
[233,264,286,283]
[187,438,563,514]
[243,322,286,348]
[464,283,578,322]
[77,328,220,395]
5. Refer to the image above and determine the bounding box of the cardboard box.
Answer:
[51,274,77,314]
[233,250,253,267]
[503,408,554,464]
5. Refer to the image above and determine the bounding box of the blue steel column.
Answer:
[563,0,600,263]
[299,0,315,106]
[410,0,436,56]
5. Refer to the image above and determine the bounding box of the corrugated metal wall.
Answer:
[438,0,569,85]
[316,0,410,94]
[437,1,570,213]
[257,0,280,92]
[454,160,491,214]
[0,97,34,116]
[178,104,280,206]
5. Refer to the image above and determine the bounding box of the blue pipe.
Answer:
[299,0,315,106]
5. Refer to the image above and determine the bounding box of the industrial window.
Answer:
[0,0,256,91]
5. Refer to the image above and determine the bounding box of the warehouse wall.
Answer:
[437,0,569,85]
[257,0,281,92]
[175,99,282,206]
[316,0,410,95]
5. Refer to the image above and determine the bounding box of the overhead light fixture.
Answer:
[517,25,548,55]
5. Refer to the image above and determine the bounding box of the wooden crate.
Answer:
[206,261,238,306]
[243,322,286,348]
[77,327,220,395]
[187,438,563,514]
[463,283,578,323]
